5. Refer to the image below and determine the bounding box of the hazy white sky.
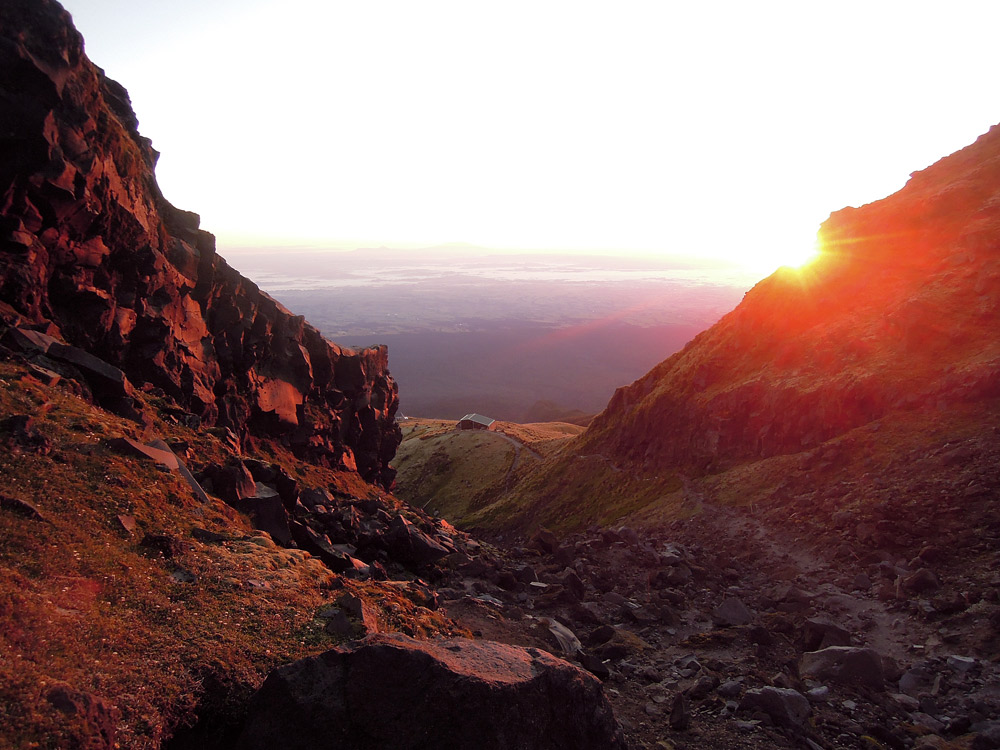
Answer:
[61,0,1000,272]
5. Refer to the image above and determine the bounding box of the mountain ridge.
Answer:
[581,123,1000,475]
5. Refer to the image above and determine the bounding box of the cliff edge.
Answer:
[0,0,399,485]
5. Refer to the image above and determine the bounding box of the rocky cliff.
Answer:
[0,0,399,485]
[583,123,1000,473]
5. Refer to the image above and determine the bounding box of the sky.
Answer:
[61,0,1000,273]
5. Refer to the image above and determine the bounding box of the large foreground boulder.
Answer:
[235,634,627,750]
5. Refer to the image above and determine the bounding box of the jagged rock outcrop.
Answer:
[0,0,399,485]
[583,123,1000,473]
[235,634,627,750]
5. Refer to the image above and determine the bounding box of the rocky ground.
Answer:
[439,515,999,748]
[4,332,999,749]
[253,439,1000,749]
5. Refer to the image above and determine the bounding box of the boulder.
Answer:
[688,674,721,699]
[289,521,353,573]
[901,568,941,594]
[713,597,753,626]
[559,570,587,602]
[203,461,256,503]
[528,527,560,554]
[669,692,691,730]
[384,515,449,567]
[739,686,811,728]
[898,664,937,697]
[229,491,293,547]
[578,652,611,681]
[971,721,1000,749]
[651,563,693,587]
[801,617,852,651]
[799,646,885,689]
[235,634,626,750]
[299,487,335,510]
[329,593,380,636]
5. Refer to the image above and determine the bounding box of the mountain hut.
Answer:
[458,413,496,431]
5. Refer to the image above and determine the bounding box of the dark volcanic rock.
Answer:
[799,646,885,689]
[201,461,256,503]
[801,617,853,651]
[229,493,293,547]
[740,686,811,728]
[713,596,753,626]
[384,515,450,567]
[288,520,353,573]
[235,633,626,750]
[0,0,400,485]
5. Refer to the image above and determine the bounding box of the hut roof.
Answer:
[459,413,495,428]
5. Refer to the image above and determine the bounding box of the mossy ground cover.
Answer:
[0,362,457,748]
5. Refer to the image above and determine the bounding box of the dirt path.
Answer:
[680,478,933,667]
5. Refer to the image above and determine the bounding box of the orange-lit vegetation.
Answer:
[0,363,461,749]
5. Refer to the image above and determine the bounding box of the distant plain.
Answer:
[229,248,758,421]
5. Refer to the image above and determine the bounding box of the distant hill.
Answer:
[392,418,584,523]
[521,400,593,426]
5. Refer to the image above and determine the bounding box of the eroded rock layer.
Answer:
[0,0,399,484]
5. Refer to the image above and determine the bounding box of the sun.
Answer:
[779,239,821,269]
[735,235,821,276]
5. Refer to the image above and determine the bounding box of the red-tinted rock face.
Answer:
[584,123,1000,474]
[0,0,399,484]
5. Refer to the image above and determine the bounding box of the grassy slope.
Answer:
[392,419,585,525]
[412,392,1000,549]
[392,417,687,535]
[0,362,460,749]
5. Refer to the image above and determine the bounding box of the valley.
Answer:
[229,249,752,421]
[1,2,1000,750]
